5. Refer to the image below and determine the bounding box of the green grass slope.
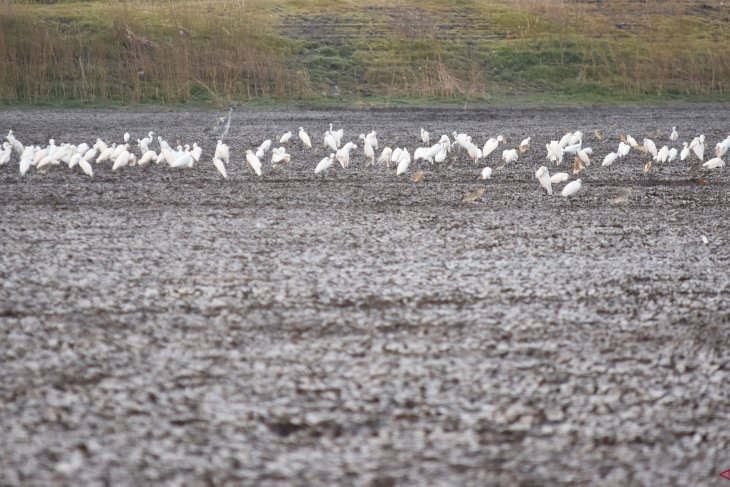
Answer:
[2,0,729,106]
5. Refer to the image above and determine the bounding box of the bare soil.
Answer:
[1,106,729,486]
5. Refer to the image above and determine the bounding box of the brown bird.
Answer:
[462,187,487,203]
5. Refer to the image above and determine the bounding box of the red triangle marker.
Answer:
[720,469,730,481]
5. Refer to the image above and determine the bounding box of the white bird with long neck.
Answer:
[6,130,25,155]
[329,124,344,147]
[298,127,312,149]
[245,150,262,176]
[691,135,705,160]
[314,153,335,177]
[138,131,153,153]
[336,142,357,169]
[670,127,678,143]
[655,145,669,163]
[562,179,582,197]
[482,137,501,159]
[535,166,553,195]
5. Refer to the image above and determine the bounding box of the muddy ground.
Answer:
[1,106,729,486]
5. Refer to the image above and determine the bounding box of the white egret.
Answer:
[550,172,569,184]
[212,157,227,179]
[535,166,553,195]
[279,131,292,144]
[314,153,335,177]
[138,150,157,166]
[396,149,411,175]
[298,127,312,149]
[245,150,262,176]
[271,147,291,170]
[377,147,393,168]
[481,167,492,179]
[617,141,630,158]
[667,147,678,163]
[703,157,724,169]
[602,152,618,167]
[643,138,657,158]
[562,179,582,198]
[421,128,430,145]
[215,140,229,164]
[501,148,518,167]
[670,127,678,143]
[519,137,531,153]
[680,142,690,161]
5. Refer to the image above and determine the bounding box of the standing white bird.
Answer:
[0,142,12,166]
[501,148,518,167]
[617,141,631,158]
[643,138,657,158]
[482,136,503,159]
[667,147,678,163]
[602,152,619,167]
[420,127,430,145]
[212,157,227,179]
[336,142,357,168]
[561,179,582,198]
[680,142,690,161]
[363,141,375,168]
[78,158,93,177]
[245,150,262,176]
[481,167,492,179]
[467,143,483,165]
[123,132,130,143]
[215,140,229,165]
[691,135,705,161]
[655,145,669,163]
[323,132,338,152]
[396,149,411,176]
[670,127,678,143]
[314,153,335,177]
[377,147,393,168]
[112,149,132,171]
[546,140,564,165]
[535,166,553,195]
[298,127,312,149]
[519,137,531,153]
[279,131,293,144]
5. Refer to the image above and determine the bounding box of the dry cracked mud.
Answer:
[1,106,729,486]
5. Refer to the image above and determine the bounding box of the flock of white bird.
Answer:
[2,123,729,199]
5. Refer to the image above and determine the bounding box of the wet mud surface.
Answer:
[1,106,729,485]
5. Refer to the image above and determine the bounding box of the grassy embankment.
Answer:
[1,0,729,107]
